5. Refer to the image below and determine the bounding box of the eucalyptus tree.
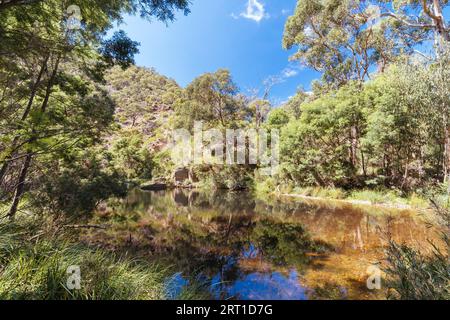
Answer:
[377,0,449,53]
[174,69,247,129]
[283,0,401,86]
[283,0,400,169]
[283,0,450,82]
[282,0,450,172]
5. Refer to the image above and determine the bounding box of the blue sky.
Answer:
[117,0,319,106]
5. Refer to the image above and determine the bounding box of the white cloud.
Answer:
[230,13,239,20]
[282,68,298,78]
[261,64,302,101]
[281,9,290,16]
[240,0,268,23]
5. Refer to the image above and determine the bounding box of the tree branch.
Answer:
[381,12,435,29]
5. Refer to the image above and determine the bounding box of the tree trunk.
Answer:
[361,149,367,178]
[350,126,358,168]
[432,0,449,42]
[422,0,449,56]
[311,168,328,187]
[401,160,409,190]
[443,116,450,185]
[0,163,8,187]
[7,152,32,219]
[6,55,60,219]
[0,54,49,185]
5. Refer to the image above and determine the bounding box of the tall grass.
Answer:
[0,223,207,300]
[384,201,450,300]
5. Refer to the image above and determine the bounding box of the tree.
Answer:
[248,99,271,129]
[283,1,450,86]
[174,69,247,129]
[377,0,449,52]
[361,63,430,188]
[279,84,368,188]
[265,108,290,131]
[283,0,402,87]
[283,89,309,120]
[0,0,191,23]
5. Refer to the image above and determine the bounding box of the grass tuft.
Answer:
[0,223,206,300]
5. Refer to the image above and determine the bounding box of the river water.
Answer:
[89,188,439,300]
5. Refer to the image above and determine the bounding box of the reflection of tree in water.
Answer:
[190,190,257,214]
[99,189,434,299]
[251,220,331,267]
[150,211,332,296]
[254,198,427,252]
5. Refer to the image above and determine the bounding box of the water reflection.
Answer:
[92,188,438,300]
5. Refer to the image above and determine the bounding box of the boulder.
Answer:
[141,183,167,191]
[173,168,190,183]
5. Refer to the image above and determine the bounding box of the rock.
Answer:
[141,183,167,191]
[173,168,190,183]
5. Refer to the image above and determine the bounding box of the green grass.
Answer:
[348,189,429,209]
[255,179,431,209]
[292,186,347,200]
[0,222,208,300]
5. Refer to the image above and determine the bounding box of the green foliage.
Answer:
[174,69,250,130]
[110,130,153,181]
[283,89,309,119]
[106,65,181,131]
[195,165,254,191]
[273,55,450,192]
[100,30,140,69]
[31,148,127,217]
[283,0,401,86]
[278,82,364,187]
[265,108,290,131]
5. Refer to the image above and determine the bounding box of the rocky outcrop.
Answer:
[172,168,198,187]
[173,168,190,183]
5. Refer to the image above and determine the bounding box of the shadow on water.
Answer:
[90,188,438,300]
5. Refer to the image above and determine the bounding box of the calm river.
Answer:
[86,189,438,300]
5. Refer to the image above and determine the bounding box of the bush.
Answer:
[31,148,127,218]
[254,177,277,196]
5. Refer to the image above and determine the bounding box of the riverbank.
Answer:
[279,193,422,210]
[255,182,432,211]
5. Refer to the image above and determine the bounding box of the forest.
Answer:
[0,0,449,301]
